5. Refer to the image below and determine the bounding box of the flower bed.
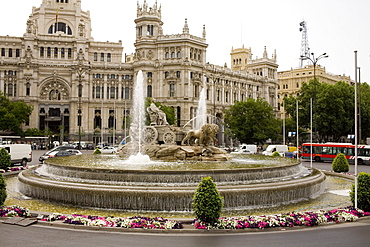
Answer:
[193,206,370,229]
[41,214,183,229]
[0,205,31,217]
[1,205,369,230]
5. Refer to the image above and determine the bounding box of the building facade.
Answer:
[0,0,278,146]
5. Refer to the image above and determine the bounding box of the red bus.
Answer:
[301,143,370,165]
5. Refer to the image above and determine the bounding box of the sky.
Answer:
[1,0,370,83]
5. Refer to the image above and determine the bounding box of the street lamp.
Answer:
[301,52,329,82]
[300,52,328,140]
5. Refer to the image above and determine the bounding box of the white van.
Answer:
[262,145,288,156]
[0,144,32,166]
[239,144,257,154]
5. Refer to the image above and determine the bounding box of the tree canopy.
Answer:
[224,98,280,145]
[283,80,370,142]
[0,92,33,135]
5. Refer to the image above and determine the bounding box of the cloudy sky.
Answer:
[2,0,370,83]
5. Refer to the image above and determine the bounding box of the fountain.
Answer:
[16,70,326,212]
[195,87,207,130]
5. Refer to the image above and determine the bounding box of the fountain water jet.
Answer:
[128,70,150,162]
[195,87,207,130]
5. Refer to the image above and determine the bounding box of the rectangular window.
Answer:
[125,87,129,99]
[170,84,175,97]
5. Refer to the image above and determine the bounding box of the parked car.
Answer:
[39,145,76,162]
[99,146,118,154]
[39,149,82,162]
[86,143,94,150]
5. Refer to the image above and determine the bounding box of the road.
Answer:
[1,218,370,247]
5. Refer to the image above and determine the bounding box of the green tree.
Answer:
[316,82,354,141]
[0,148,11,170]
[224,98,280,145]
[351,172,370,212]
[284,80,354,142]
[192,177,223,225]
[358,83,370,143]
[332,153,349,173]
[0,174,6,206]
[0,92,33,135]
[24,128,44,137]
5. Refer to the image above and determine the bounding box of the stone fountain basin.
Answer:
[17,158,326,212]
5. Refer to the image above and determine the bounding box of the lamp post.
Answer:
[300,52,328,140]
[72,66,90,150]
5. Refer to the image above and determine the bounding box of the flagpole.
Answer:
[354,50,358,208]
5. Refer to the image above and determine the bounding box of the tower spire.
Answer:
[183,18,189,34]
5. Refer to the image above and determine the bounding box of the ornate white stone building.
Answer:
[0,0,278,146]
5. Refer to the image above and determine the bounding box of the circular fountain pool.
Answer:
[17,154,326,212]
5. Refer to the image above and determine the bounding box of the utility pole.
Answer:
[299,21,310,68]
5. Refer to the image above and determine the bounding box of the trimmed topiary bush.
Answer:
[192,176,223,225]
[93,148,102,154]
[0,174,6,206]
[0,148,11,170]
[351,172,370,212]
[272,151,281,157]
[332,153,349,173]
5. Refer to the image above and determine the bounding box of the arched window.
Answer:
[171,52,175,58]
[100,53,104,62]
[1,48,5,57]
[16,49,20,57]
[107,53,111,62]
[165,52,169,59]
[61,48,65,58]
[48,22,72,35]
[8,49,13,57]
[177,51,181,58]
[94,52,97,61]
[54,48,58,58]
[176,71,181,78]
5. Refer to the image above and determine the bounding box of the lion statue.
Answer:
[181,123,219,146]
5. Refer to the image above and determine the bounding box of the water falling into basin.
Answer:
[129,70,150,162]
[195,87,207,130]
